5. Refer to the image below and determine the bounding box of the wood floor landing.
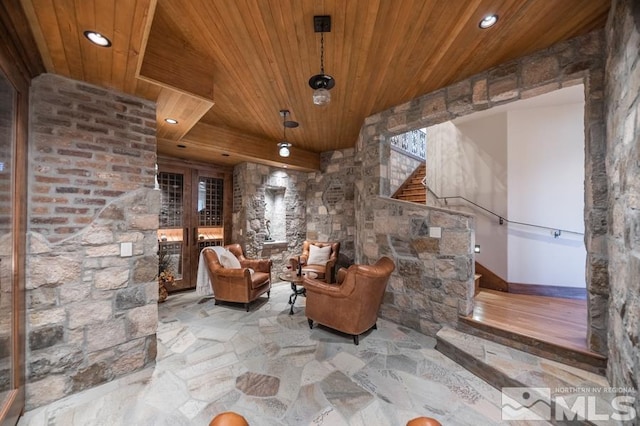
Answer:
[466,290,604,360]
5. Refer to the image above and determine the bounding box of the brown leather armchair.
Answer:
[303,256,395,345]
[290,240,340,283]
[203,244,271,311]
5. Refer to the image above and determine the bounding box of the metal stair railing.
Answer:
[422,177,584,237]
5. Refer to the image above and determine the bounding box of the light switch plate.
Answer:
[429,227,442,239]
[120,242,133,257]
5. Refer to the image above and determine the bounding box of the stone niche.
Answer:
[232,163,306,273]
[264,185,286,243]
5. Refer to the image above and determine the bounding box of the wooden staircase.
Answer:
[392,163,426,204]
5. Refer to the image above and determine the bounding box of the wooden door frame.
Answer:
[157,157,233,290]
[0,0,43,419]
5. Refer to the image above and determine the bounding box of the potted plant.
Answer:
[157,249,175,303]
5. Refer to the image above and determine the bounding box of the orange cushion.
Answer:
[209,412,249,426]
[406,417,442,426]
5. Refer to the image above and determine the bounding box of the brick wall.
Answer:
[30,76,156,242]
[25,74,159,408]
[356,31,607,345]
[604,0,640,411]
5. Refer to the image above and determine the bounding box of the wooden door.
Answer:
[157,164,192,291]
[189,170,227,283]
[157,160,232,292]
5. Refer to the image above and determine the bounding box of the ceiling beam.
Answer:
[155,88,214,140]
[180,122,321,172]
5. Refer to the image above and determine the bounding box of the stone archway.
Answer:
[355,30,608,355]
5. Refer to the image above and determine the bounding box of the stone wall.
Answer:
[232,163,307,273]
[371,197,475,336]
[389,149,422,195]
[604,0,640,409]
[306,149,356,267]
[354,125,475,336]
[26,74,159,409]
[356,31,608,347]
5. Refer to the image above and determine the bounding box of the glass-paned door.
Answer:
[158,168,191,290]
[195,175,224,251]
[157,162,231,292]
[189,171,228,284]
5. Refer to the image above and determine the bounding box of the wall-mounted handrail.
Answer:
[423,179,584,237]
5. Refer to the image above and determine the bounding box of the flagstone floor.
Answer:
[18,282,535,425]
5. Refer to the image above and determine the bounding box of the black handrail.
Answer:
[424,182,584,237]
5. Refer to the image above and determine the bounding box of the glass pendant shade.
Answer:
[313,88,331,106]
[278,142,291,157]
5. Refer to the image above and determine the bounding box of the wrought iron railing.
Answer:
[423,180,584,237]
[390,129,426,160]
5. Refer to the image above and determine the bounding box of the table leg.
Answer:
[288,282,305,315]
[289,282,297,315]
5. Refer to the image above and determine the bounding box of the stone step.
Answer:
[457,315,607,376]
[435,327,618,425]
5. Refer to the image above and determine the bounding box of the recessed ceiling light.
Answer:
[164,118,178,124]
[479,14,498,29]
[83,31,112,47]
[177,144,186,149]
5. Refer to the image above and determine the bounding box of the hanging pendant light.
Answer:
[308,15,335,106]
[278,110,298,158]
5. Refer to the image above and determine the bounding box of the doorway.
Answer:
[157,159,232,291]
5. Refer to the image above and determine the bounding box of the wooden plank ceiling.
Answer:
[19,0,610,171]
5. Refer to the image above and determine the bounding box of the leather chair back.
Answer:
[304,256,395,339]
[291,240,340,283]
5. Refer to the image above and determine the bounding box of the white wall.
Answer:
[507,103,585,287]
[455,114,509,279]
[426,85,586,288]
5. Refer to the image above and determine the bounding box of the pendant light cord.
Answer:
[282,111,287,141]
[320,32,325,75]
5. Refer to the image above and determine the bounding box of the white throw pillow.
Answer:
[307,244,332,265]
[219,249,241,269]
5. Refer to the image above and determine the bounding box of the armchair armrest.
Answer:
[303,277,347,298]
[324,258,337,283]
[216,268,251,280]
[240,258,271,273]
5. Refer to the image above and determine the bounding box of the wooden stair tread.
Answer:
[392,163,427,205]
[399,190,426,196]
